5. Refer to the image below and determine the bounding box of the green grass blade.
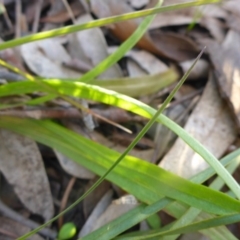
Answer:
[0,0,220,51]
[0,117,240,216]
[81,199,171,240]
[0,53,239,240]
[88,69,179,96]
[139,214,240,239]
[1,75,240,199]
[160,157,240,240]
[78,0,163,83]
[82,151,240,240]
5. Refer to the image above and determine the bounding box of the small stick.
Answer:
[32,0,43,33]
[15,0,21,38]
[58,177,76,228]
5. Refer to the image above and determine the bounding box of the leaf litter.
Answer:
[0,0,240,239]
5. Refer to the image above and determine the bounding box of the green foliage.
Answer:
[1,0,239,240]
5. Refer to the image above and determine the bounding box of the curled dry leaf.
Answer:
[91,0,198,61]
[205,30,240,130]
[159,74,237,178]
[0,130,54,221]
[21,39,81,78]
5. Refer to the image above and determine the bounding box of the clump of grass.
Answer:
[1,0,239,240]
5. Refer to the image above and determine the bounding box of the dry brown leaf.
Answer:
[150,13,194,29]
[205,30,240,130]
[79,190,113,237]
[226,15,240,33]
[83,179,111,218]
[0,216,44,240]
[91,0,198,61]
[129,0,149,8]
[54,151,95,179]
[150,3,227,30]
[21,39,81,78]
[54,121,95,179]
[92,107,144,123]
[126,50,168,74]
[200,4,227,19]
[223,0,240,16]
[42,0,65,31]
[40,1,84,23]
[148,30,198,61]
[81,195,138,235]
[160,0,227,18]
[159,74,237,178]
[108,47,168,74]
[152,104,189,162]
[68,14,123,79]
[25,0,50,23]
[0,39,25,72]
[127,58,148,77]
[200,17,225,42]
[0,130,54,221]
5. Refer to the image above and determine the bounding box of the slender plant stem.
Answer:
[0,0,220,51]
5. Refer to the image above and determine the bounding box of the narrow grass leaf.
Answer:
[2,75,240,199]
[0,0,221,51]
[79,0,163,83]
[88,69,179,96]
[0,117,240,216]
[1,70,240,203]
[82,151,240,240]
